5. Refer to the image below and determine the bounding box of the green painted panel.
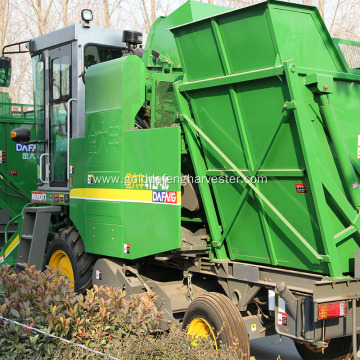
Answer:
[70,55,145,256]
[259,178,326,272]
[69,138,85,238]
[0,232,20,267]
[211,182,271,263]
[269,6,342,72]
[218,8,277,74]
[175,22,225,82]
[234,77,300,171]
[0,100,36,217]
[85,200,122,224]
[86,110,123,166]
[123,127,181,259]
[85,223,123,258]
[190,87,247,170]
[72,56,181,260]
[331,80,360,169]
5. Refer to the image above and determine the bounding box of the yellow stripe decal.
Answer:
[5,235,20,258]
[69,188,181,205]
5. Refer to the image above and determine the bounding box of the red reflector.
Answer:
[318,301,347,320]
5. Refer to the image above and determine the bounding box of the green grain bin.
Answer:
[172,0,360,278]
[0,95,36,217]
[0,92,11,118]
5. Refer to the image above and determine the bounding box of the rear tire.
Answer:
[294,336,357,360]
[44,226,94,293]
[182,292,250,359]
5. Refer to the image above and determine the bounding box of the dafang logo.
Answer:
[15,144,36,153]
[152,191,177,204]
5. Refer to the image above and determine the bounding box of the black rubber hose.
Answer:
[0,183,29,203]
[0,175,30,203]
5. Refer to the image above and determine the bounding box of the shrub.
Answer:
[54,327,240,360]
[0,264,240,360]
[0,264,160,359]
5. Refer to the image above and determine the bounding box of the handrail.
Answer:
[66,98,77,181]
[4,203,34,244]
[4,213,21,245]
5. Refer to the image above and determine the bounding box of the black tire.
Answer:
[44,226,94,293]
[182,292,250,360]
[294,336,357,360]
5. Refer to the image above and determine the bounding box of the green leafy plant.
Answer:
[0,264,240,359]
[0,264,160,359]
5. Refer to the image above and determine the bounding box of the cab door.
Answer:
[47,44,72,188]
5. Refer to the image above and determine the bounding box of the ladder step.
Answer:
[15,206,60,271]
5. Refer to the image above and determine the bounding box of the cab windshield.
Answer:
[84,45,125,70]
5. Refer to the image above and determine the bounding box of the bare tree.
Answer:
[0,0,10,53]
[2,0,360,103]
[102,0,122,28]
[20,0,57,36]
[61,0,69,27]
[318,0,324,17]
[103,0,111,27]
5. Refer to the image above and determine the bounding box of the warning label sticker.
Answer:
[124,243,130,255]
[95,270,102,281]
[32,192,46,204]
[295,184,307,193]
[277,313,288,326]
[278,296,286,313]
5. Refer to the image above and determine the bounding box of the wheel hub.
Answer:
[187,317,217,348]
[48,250,75,290]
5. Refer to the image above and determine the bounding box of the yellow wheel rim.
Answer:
[187,317,217,349]
[48,250,75,291]
[304,339,330,353]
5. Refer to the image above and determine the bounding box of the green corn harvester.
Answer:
[2,1,360,358]
[0,88,36,266]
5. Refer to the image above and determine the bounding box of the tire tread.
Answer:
[183,292,250,360]
[44,226,94,293]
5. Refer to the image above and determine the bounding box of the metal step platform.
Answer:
[15,206,60,272]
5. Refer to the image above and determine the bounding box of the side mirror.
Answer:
[10,128,30,143]
[0,57,11,87]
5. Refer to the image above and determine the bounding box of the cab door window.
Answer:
[49,44,71,187]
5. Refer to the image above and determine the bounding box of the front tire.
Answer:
[294,336,357,360]
[44,226,94,293]
[182,292,250,359]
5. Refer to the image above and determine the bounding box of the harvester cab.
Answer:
[1,13,140,194]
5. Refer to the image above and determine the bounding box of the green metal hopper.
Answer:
[171,0,360,278]
[0,95,36,217]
